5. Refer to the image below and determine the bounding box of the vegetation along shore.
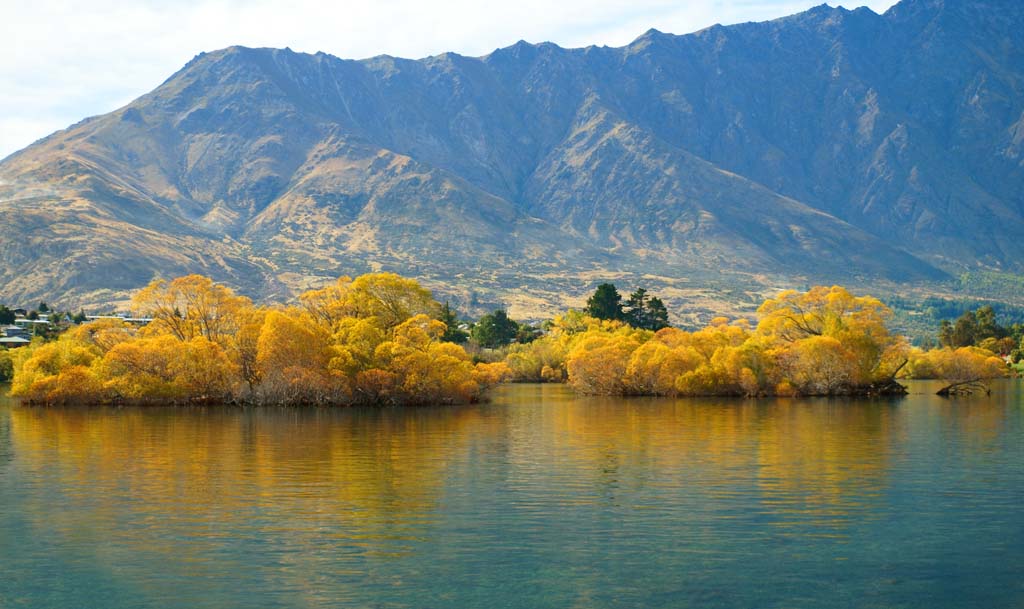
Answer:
[2,275,1014,406]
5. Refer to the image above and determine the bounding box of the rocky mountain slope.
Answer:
[1,0,1021,318]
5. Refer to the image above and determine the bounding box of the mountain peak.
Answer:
[0,0,1019,311]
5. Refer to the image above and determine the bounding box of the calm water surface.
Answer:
[1,382,1022,608]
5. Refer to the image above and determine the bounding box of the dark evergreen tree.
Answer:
[625,288,649,328]
[938,319,954,347]
[586,283,623,321]
[951,312,979,347]
[472,309,519,348]
[0,305,14,325]
[438,301,468,343]
[38,302,49,313]
[645,297,670,331]
[621,288,671,330]
[974,305,1002,340]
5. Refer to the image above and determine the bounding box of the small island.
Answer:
[4,275,1012,406]
[505,283,1009,398]
[8,273,509,406]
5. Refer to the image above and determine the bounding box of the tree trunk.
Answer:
[937,379,991,396]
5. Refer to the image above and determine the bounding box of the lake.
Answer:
[1,382,1022,608]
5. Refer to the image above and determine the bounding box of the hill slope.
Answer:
[1,0,1021,318]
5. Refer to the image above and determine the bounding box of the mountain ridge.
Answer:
[1,0,1021,319]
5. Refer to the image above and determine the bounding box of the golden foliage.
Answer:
[505,336,568,382]
[567,333,646,395]
[562,286,913,397]
[13,273,494,406]
[132,274,252,345]
[101,335,238,402]
[255,309,341,404]
[11,333,104,403]
[344,273,438,331]
[904,347,1007,382]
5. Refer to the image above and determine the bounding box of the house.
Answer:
[13,318,50,329]
[3,324,29,337]
[1,324,31,348]
[85,315,153,325]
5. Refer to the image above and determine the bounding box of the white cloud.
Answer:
[0,0,899,160]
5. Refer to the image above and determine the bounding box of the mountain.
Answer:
[1,0,1022,319]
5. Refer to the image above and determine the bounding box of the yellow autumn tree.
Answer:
[132,274,253,345]
[371,314,509,404]
[757,286,907,394]
[10,333,106,404]
[255,308,344,404]
[567,331,647,395]
[344,273,439,331]
[299,276,355,327]
[905,346,1007,395]
[100,334,237,402]
[506,336,569,382]
[623,339,702,396]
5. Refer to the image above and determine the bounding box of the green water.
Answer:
[1,382,1022,608]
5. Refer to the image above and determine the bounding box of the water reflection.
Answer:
[1,382,1022,609]
[0,393,10,469]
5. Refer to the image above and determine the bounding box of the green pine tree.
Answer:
[586,283,623,321]
[439,301,469,343]
[472,309,519,348]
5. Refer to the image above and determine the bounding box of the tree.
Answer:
[782,335,858,395]
[622,288,671,330]
[974,305,1002,341]
[951,311,979,347]
[515,323,542,344]
[938,319,954,348]
[345,273,439,331]
[0,306,14,325]
[101,334,237,402]
[472,309,519,348]
[646,297,670,331]
[759,286,908,390]
[27,310,39,321]
[624,288,649,328]
[567,333,643,395]
[438,301,468,343]
[255,309,338,404]
[757,286,892,343]
[38,302,49,313]
[586,283,623,321]
[907,347,1007,396]
[0,350,13,382]
[132,274,252,345]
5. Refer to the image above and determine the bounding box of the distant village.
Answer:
[0,303,151,348]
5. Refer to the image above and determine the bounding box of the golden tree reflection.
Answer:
[9,404,500,570]
[7,383,1014,565]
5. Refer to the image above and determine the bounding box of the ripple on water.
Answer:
[0,381,1022,608]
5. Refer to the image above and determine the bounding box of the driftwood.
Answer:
[863,378,909,396]
[860,359,909,397]
[937,379,992,397]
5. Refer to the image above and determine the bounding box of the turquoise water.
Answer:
[1,382,1022,608]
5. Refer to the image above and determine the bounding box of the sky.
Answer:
[0,0,899,160]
